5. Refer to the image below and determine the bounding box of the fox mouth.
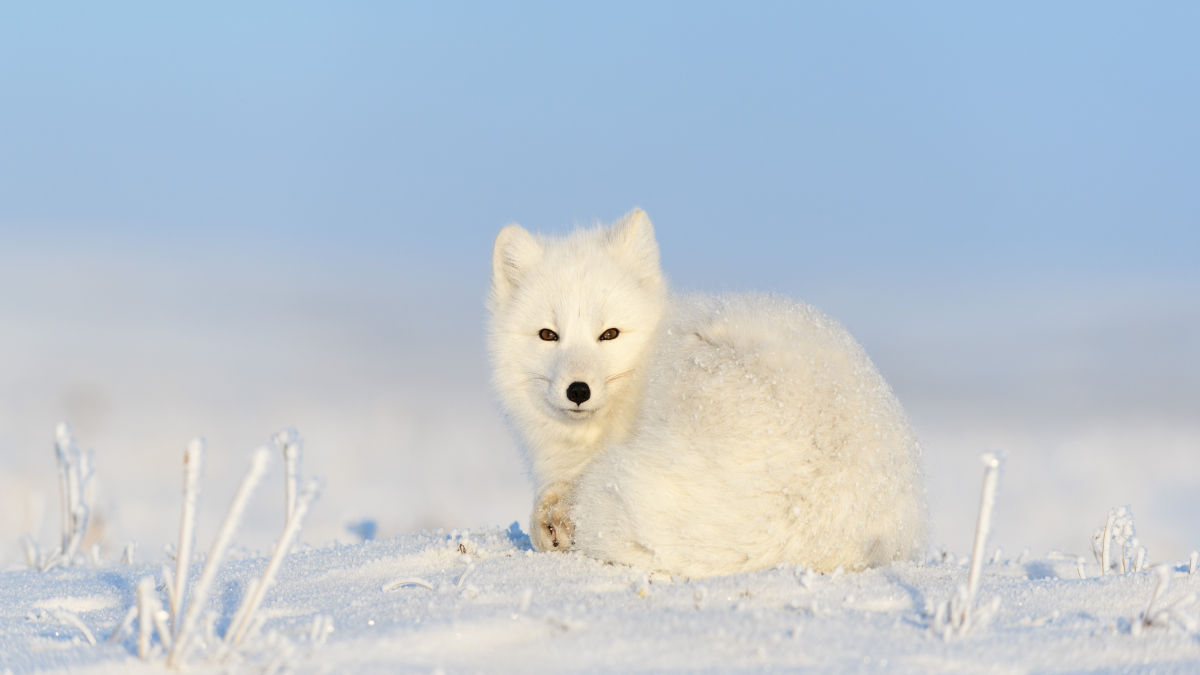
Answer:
[562,408,595,419]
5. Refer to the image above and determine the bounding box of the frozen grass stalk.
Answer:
[1131,564,1199,634]
[22,535,40,569]
[153,610,173,651]
[277,429,301,523]
[383,578,434,592]
[1100,511,1114,575]
[967,452,1001,599]
[1139,566,1171,632]
[136,577,157,660]
[1093,506,1138,576]
[54,424,74,555]
[171,438,205,636]
[53,609,97,646]
[52,423,95,564]
[107,606,137,643]
[167,446,271,668]
[933,451,1003,639]
[227,478,319,647]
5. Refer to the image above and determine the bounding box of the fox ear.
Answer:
[491,224,542,303]
[608,208,662,282]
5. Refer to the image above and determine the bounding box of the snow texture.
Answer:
[4,524,1200,673]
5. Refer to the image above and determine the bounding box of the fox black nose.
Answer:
[566,381,591,405]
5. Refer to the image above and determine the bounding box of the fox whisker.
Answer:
[606,369,634,383]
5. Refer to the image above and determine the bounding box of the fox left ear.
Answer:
[608,208,662,281]
[491,224,542,305]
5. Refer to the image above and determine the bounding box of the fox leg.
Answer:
[530,484,575,551]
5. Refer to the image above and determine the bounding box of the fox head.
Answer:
[488,209,668,456]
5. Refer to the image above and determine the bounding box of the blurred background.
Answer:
[2,3,1197,567]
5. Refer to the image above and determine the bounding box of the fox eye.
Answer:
[599,328,620,341]
[538,328,558,341]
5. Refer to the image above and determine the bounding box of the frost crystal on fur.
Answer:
[488,209,927,577]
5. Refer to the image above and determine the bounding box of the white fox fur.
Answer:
[488,209,926,577]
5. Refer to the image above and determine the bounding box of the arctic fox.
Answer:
[488,209,926,577]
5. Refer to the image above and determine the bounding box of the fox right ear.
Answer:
[491,224,542,303]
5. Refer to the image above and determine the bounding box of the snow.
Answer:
[1,248,1197,672]
[3,436,1198,672]
[4,523,1200,673]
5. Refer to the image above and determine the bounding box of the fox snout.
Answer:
[566,381,591,405]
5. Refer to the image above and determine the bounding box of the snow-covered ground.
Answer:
[5,522,1200,673]
[2,243,1198,671]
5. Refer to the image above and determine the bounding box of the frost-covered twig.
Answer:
[137,577,158,660]
[1100,512,1113,575]
[95,429,316,670]
[107,605,137,643]
[932,451,1003,639]
[456,563,475,589]
[167,447,270,668]
[52,423,95,564]
[1130,565,1199,635]
[1093,506,1139,576]
[383,578,435,592]
[53,609,97,646]
[40,550,64,573]
[161,563,175,614]
[170,439,205,635]
[226,478,320,647]
[153,610,173,652]
[55,424,74,556]
[22,534,41,569]
[277,429,301,523]
[1141,566,1169,628]
[966,452,1001,600]
[309,615,334,646]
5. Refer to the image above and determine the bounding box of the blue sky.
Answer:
[2,2,1197,294]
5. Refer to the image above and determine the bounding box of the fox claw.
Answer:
[532,488,575,552]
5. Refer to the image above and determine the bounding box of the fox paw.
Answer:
[531,489,575,551]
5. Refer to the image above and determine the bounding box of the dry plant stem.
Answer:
[171,439,205,637]
[54,424,73,555]
[278,429,300,523]
[107,606,137,643]
[40,550,63,573]
[22,535,39,569]
[227,479,319,647]
[226,578,260,643]
[161,564,175,612]
[53,609,97,646]
[1101,511,1114,576]
[383,579,434,592]
[53,424,93,562]
[967,452,1002,600]
[1143,565,1170,627]
[167,446,271,668]
[153,610,173,651]
[136,578,156,660]
[69,448,94,561]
